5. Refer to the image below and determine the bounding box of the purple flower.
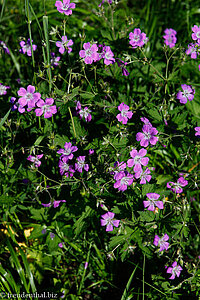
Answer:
[17,85,41,111]
[129,28,148,49]
[100,45,115,65]
[195,127,200,136]
[127,148,149,172]
[79,42,100,64]
[110,161,127,176]
[59,156,75,177]
[114,171,134,191]
[84,262,89,269]
[50,232,55,240]
[176,84,195,104]
[89,149,94,155]
[58,242,64,248]
[42,228,47,234]
[75,156,89,173]
[10,97,17,111]
[143,193,163,211]
[79,107,92,122]
[27,154,43,167]
[116,103,133,125]
[167,261,183,280]
[55,0,76,15]
[19,39,37,56]
[100,212,120,232]
[163,28,177,48]
[99,0,112,7]
[57,142,78,160]
[192,25,200,44]
[35,98,57,118]
[50,52,61,67]
[42,200,66,208]
[0,41,10,54]
[116,58,129,76]
[186,43,199,59]
[153,234,169,251]
[53,200,66,208]
[135,167,151,184]
[167,177,188,194]
[136,125,158,147]
[76,101,92,122]
[0,83,10,96]
[56,36,73,54]
[41,203,51,207]
[140,117,152,126]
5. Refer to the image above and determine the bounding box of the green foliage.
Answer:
[0,0,200,298]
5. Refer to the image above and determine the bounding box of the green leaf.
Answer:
[0,109,11,130]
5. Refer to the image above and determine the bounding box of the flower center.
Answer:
[121,109,128,117]
[24,44,31,52]
[121,176,130,185]
[182,90,190,98]
[62,163,69,171]
[144,132,151,140]
[79,108,90,118]
[25,92,33,100]
[62,4,69,10]
[133,35,140,42]
[77,160,85,168]
[64,149,72,156]
[196,31,200,38]
[85,49,92,57]
[0,85,6,94]
[134,155,141,163]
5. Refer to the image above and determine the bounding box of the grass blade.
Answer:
[0,109,11,130]
[121,264,139,300]
[43,16,52,91]
[6,240,29,293]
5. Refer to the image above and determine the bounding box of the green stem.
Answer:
[68,107,76,138]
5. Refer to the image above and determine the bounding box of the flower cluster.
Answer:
[16,85,57,118]
[57,142,89,177]
[0,41,10,54]
[143,193,163,211]
[98,0,112,7]
[176,84,195,104]
[166,262,183,280]
[0,83,10,96]
[27,154,43,168]
[79,42,100,64]
[42,199,66,208]
[113,171,134,191]
[100,212,120,231]
[112,117,158,191]
[55,0,76,15]
[51,52,61,67]
[186,43,199,59]
[35,98,57,118]
[56,36,73,54]
[79,42,116,66]
[163,28,177,48]
[116,103,133,125]
[154,234,169,251]
[116,58,129,76]
[129,28,148,49]
[136,119,158,147]
[19,39,37,56]
[191,25,200,44]
[99,44,115,65]
[167,177,188,194]
[76,101,92,122]
[195,127,200,136]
